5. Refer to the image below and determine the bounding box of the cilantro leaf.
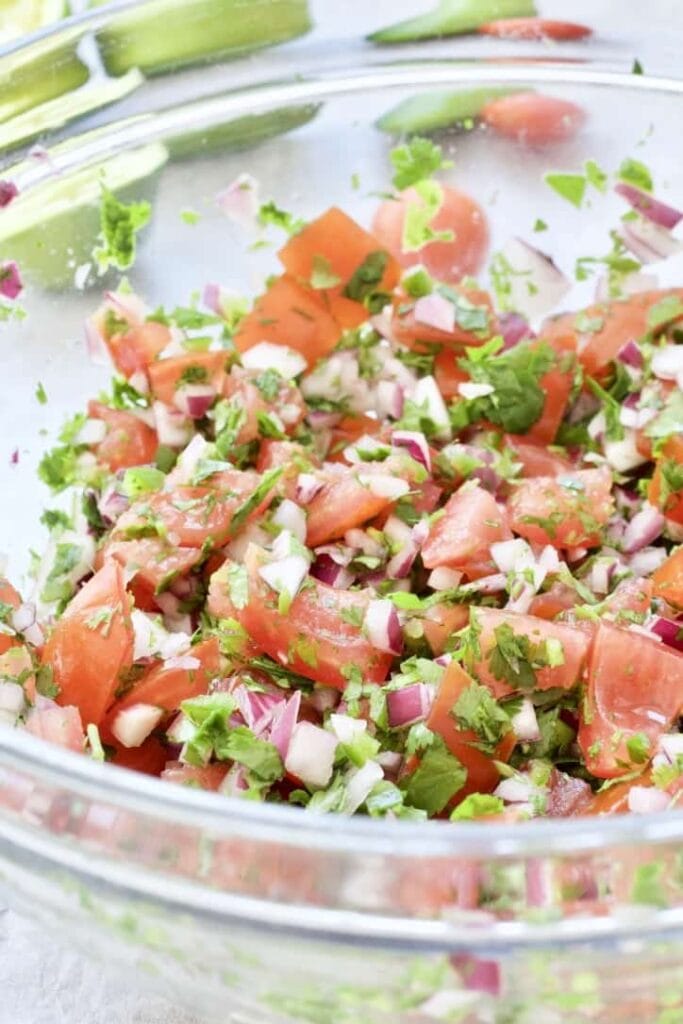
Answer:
[451,682,510,753]
[645,390,683,440]
[390,136,451,190]
[450,793,504,821]
[618,157,653,193]
[343,250,390,312]
[229,467,283,535]
[310,254,342,290]
[94,186,151,272]
[487,622,538,691]
[456,339,556,435]
[586,376,625,441]
[544,172,587,208]
[401,740,467,815]
[402,180,454,252]
[214,725,283,782]
[258,201,304,236]
[646,294,683,330]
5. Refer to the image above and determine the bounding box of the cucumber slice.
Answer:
[369,0,536,44]
[0,142,168,290]
[377,88,523,135]
[168,102,320,160]
[0,27,89,124]
[0,0,69,44]
[90,0,311,77]
[0,67,144,154]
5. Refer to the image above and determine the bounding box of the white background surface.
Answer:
[1,1,682,1022]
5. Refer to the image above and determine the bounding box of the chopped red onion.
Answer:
[272,499,307,545]
[505,578,536,613]
[329,713,367,744]
[457,381,495,401]
[391,429,431,471]
[622,504,665,554]
[343,760,384,814]
[491,538,532,574]
[219,764,250,796]
[658,733,683,764]
[307,409,342,429]
[308,687,339,714]
[652,345,683,381]
[499,311,535,349]
[11,602,36,635]
[629,545,668,576]
[296,472,324,504]
[511,698,541,742]
[0,260,22,300]
[386,542,419,579]
[357,473,410,501]
[649,617,683,652]
[369,304,396,343]
[412,519,430,546]
[413,376,451,441]
[259,554,310,598]
[470,572,507,595]
[97,486,130,525]
[364,599,403,656]
[499,237,571,319]
[0,681,26,720]
[153,402,194,448]
[111,703,164,748]
[268,690,301,759]
[0,180,18,207]
[595,270,658,303]
[495,775,537,804]
[386,683,434,728]
[413,292,456,334]
[427,566,463,590]
[104,289,146,325]
[285,721,338,788]
[233,685,281,733]
[526,858,552,907]
[434,653,452,667]
[215,172,260,228]
[315,544,356,567]
[174,383,216,419]
[310,554,354,589]
[615,182,683,231]
[10,448,18,466]
[451,956,501,998]
[618,217,683,264]
[588,557,620,595]
[241,340,306,379]
[375,380,405,420]
[628,786,670,814]
[617,339,644,369]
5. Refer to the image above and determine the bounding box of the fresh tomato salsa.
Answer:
[3,136,683,823]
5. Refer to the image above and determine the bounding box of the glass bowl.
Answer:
[1,3,683,1021]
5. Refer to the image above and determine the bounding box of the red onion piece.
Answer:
[427,566,463,590]
[618,218,683,264]
[629,545,668,576]
[202,282,222,315]
[499,311,535,349]
[307,409,342,429]
[652,345,683,381]
[511,697,540,742]
[358,474,410,500]
[10,449,18,466]
[284,721,338,788]
[296,473,324,504]
[233,684,282,732]
[376,380,405,420]
[434,653,452,667]
[0,260,22,299]
[268,690,301,760]
[451,956,501,998]
[595,270,658,303]
[391,429,431,471]
[310,554,354,589]
[622,504,665,554]
[369,305,396,342]
[215,172,260,228]
[615,182,683,231]
[499,237,571,319]
[413,292,456,333]
[111,703,164,748]
[386,683,435,728]
[628,785,670,814]
[526,858,552,908]
[84,318,111,367]
[174,383,216,419]
[649,617,683,652]
[104,289,146,325]
[617,339,644,369]
[386,541,419,579]
[0,180,18,207]
[364,599,403,656]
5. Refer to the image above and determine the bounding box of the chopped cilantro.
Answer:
[586,377,625,441]
[254,368,284,399]
[343,250,390,312]
[626,732,651,765]
[35,663,59,698]
[310,254,341,290]
[487,623,538,691]
[450,793,504,821]
[632,58,644,74]
[456,339,556,435]
[100,376,150,411]
[230,467,283,535]
[258,200,304,236]
[390,136,451,190]
[38,445,81,493]
[225,563,249,610]
[402,265,433,298]
[40,508,71,530]
[631,860,668,907]
[584,159,608,193]
[178,364,209,385]
[544,172,587,208]
[402,180,453,252]
[618,157,653,193]
[93,186,151,272]
[451,682,511,753]
[533,218,548,233]
[646,294,683,330]
[401,740,467,815]
[180,208,201,225]
[35,382,47,405]
[121,466,165,498]
[155,445,178,473]
[645,390,683,440]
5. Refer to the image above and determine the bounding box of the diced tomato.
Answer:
[604,577,653,620]
[482,92,585,145]
[582,772,683,816]
[372,185,489,284]
[256,440,317,499]
[0,577,22,655]
[433,348,470,399]
[649,436,683,524]
[422,603,469,655]
[24,702,85,753]
[114,474,275,549]
[224,369,306,446]
[506,436,573,478]
[578,622,683,778]
[306,469,396,547]
[527,361,575,445]
[546,769,592,817]
[327,414,384,462]
[111,637,221,715]
[103,538,201,593]
[508,466,614,549]
[478,18,591,40]
[652,546,683,609]
[541,290,683,378]
[278,206,400,327]
[106,321,171,378]
[0,646,36,702]
[42,561,133,726]
[528,583,579,621]
[206,565,266,660]
[161,761,229,790]
[470,608,590,699]
[111,737,169,776]
[234,275,341,368]
[237,546,393,688]
[391,286,497,352]
[88,401,158,472]
[421,484,512,577]
[427,660,514,801]
[147,351,228,406]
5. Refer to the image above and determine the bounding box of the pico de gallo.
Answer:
[3,136,683,824]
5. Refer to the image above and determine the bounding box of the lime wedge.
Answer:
[168,102,320,160]
[369,0,536,44]
[377,88,523,136]
[0,67,144,154]
[0,0,69,45]
[0,26,89,124]
[90,0,311,77]
[0,142,168,290]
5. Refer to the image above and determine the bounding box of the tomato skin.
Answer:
[25,702,85,753]
[478,18,591,40]
[88,401,158,472]
[649,436,683,525]
[526,361,574,445]
[653,547,683,608]
[0,646,36,702]
[421,485,512,576]
[112,737,169,776]
[161,761,228,790]
[306,470,396,548]
[482,93,585,145]
[505,437,573,478]
[372,185,489,284]
[234,275,341,368]
[0,577,22,655]
[541,289,683,378]
[427,660,513,801]
[107,321,171,378]
[391,286,497,352]
[578,622,683,779]
[433,349,470,399]
[471,608,590,699]
[110,637,221,715]
[278,206,400,327]
[237,546,393,689]
[422,603,470,655]
[528,584,579,621]
[224,370,305,446]
[103,538,201,594]
[508,466,614,549]
[43,561,133,726]
[147,351,228,406]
